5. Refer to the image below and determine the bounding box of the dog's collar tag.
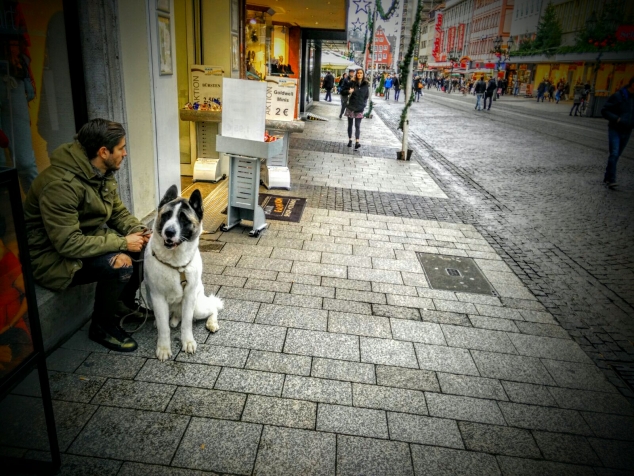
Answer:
[151,250,192,288]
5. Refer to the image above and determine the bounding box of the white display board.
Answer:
[221,78,266,141]
[190,65,224,103]
[265,77,298,121]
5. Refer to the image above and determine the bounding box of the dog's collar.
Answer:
[151,250,195,287]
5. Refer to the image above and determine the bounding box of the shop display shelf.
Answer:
[216,135,284,159]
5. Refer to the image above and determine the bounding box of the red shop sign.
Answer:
[616,25,634,42]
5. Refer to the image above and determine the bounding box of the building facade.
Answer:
[367,26,395,70]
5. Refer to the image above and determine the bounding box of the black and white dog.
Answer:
[144,185,223,361]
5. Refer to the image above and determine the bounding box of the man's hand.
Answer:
[126,232,146,252]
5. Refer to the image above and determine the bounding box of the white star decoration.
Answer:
[353,0,372,14]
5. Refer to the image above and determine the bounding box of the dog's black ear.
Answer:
[159,185,179,209]
[189,189,203,220]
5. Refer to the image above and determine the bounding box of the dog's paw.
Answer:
[206,316,219,333]
[156,345,173,361]
[182,339,197,354]
[169,316,180,328]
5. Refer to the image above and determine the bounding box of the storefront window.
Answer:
[245,11,268,80]
[0,0,76,195]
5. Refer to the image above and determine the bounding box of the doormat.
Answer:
[258,194,306,222]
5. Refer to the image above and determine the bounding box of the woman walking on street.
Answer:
[344,69,369,151]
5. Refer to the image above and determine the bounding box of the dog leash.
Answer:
[151,250,195,288]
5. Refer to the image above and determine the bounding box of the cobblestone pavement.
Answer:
[3,95,634,475]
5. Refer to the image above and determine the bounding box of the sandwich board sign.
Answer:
[190,65,224,103]
[265,77,297,121]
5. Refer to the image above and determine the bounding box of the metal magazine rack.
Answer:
[216,135,284,237]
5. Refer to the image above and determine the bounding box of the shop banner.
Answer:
[432,12,443,61]
[265,76,297,121]
[457,23,465,51]
[616,25,634,42]
[190,65,224,104]
[447,26,456,52]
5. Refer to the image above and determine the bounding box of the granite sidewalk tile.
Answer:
[69,406,189,465]
[317,404,388,438]
[337,435,414,476]
[360,337,419,368]
[282,375,352,405]
[166,387,246,420]
[414,343,480,376]
[241,395,316,429]
[410,445,501,476]
[311,357,376,384]
[459,421,540,458]
[437,373,508,401]
[214,368,284,397]
[284,328,360,361]
[425,392,505,425]
[387,412,464,449]
[171,417,261,474]
[253,426,335,476]
[353,383,428,415]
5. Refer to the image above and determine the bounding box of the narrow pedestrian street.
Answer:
[5,90,634,475]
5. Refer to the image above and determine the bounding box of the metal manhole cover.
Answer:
[199,242,225,253]
[416,253,497,295]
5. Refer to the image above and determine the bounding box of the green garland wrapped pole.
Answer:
[398,0,424,160]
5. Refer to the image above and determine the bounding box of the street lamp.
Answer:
[585,13,616,116]
[448,50,459,93]
[491,36,513,98]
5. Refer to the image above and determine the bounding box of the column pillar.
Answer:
[77,0,133,211]
[312,41,322,102]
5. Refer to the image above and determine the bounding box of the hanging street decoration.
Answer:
[353,0,372,15]
[376,0,400,20]
[398,0,424,131]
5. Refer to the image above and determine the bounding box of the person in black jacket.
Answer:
[339,70,355,119]
[601,77,634,188]
[323,71,335,102]
[474,77,486,110]
[484,78,497,110]
[343,69,369,150]
[393,75,401,102]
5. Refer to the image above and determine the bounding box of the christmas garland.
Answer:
[398,0,424,131]
[376,0,399,20]
[364,99,374,118]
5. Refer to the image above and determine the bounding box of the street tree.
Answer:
[533,2,563,52]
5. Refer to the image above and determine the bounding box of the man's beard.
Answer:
[105,156,121,173]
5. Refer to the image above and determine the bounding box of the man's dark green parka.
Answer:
[23,142,143,291]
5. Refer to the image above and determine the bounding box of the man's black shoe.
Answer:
[89,321,138,352]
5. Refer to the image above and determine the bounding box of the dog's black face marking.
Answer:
[159,185,179,209]
[156,191,201,250]
[189,189,203,220]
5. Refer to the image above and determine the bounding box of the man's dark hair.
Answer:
[628,77,634,87]
[75,119,126,160]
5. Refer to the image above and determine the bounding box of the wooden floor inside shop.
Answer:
[180,175,229,234]
[180,175,220,200]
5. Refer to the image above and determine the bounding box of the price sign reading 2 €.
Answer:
[265,76,297,122]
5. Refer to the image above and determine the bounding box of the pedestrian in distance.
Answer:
[570,85,583,116]
[537,80,546,102]
[338,70,355,119]
[384,74,392,100]
[414,76,424,101]
[344,69,369,151]
[548,83,555,102]
[600,76,634,189]
[474,76,486,110]
[484,78,496,110]
[393,74,401,102]
[323,70,334,102]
